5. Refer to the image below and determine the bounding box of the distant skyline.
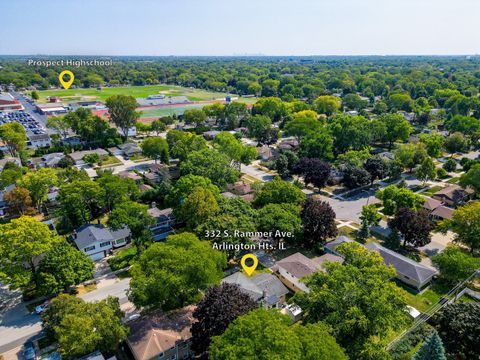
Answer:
[1,0,479,56]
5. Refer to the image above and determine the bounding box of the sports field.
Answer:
[138,103,209,120]
[37,84,233,103]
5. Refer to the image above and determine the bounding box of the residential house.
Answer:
[365,242,438,291]
[78,351,106,360]
[432,185,474,207]
[227,181,253,196]
[73,224,131,261]
[142,163,170,183]
[203,130,221,140]
[118,142,142,157]
[271,252,343,293]
[147,206,175,241]
[422,197,454,220]
[118,170,142,183]
[127,305,195,360]
[222,272,289,308]
[27,133,52,149]
[257,145,276,161]
[0,157,21,172]
[69,149,109,166]
[278,138,299,151]
[220,191,237,199]
[324,236,355,257]
[28,152,65,169]
[0,184,16,217]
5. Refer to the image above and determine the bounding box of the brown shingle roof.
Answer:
[274,252,322,279]
[127,305,195,360]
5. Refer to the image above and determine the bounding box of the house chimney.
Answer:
[72,230,77,239]
[151,201,157,209]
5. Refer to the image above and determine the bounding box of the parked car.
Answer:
[35,300,49,315]
[23,341,35,360]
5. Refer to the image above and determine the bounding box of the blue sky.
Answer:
[1,0,479,55]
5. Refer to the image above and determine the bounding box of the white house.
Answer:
[73,224,131,261]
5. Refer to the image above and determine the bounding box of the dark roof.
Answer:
[433,185,474,202]
[365,243,438,284]
[324,236,355,253]
[423,197,442,211]
[431,206,454,220]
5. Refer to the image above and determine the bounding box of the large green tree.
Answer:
[57,179,104,228]
[209,308,347,360]
[432,303,480,360]
[376,185,424,215]
[412,331,446,360]
[214,132,257,164]
[107,201,155,251]
[166,174,220,208]
[314,95,341,115]
[0,216,63,288]
[257,203,302,245]
[17,168,59,209]
[37,242,95,295]
[459,163,480,195]
[441,201,480,253]
[376,113,413,149]
[141,137,169,164]
[432,245,480,285]
[128,233,226,310]
[105,95,140,141]
[96,172,139,212]
[253,177,305,207]
[295,242,408,358]
[176,187,220,230]
[0,122,27,156]
[180,149,240,187]
[166,130,207,161]
[42,295,128,359]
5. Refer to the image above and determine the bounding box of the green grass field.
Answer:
[37,84,233,103]
[139,103,208,119]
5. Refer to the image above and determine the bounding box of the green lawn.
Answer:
[446,177,460,184]
[139,103,207,118]
[400,283,448,313]
[37,84,233,103]
[108,246,137,271]
[98,155,122,166]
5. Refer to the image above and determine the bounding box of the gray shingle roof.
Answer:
[324,236,354,253]
[365,242,438,284]
[222,272,289,302]
[73,224,130,249]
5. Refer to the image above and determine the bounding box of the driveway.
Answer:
[419,231,455,258]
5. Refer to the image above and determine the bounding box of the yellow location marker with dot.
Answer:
[240,254,258,277]
[58,70,74,90]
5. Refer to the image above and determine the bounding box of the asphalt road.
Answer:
[80,278,130,305]
[0,286,42,355]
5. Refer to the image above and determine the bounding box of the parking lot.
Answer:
[0,111,50,148]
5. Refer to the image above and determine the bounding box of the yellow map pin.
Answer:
[240,254,258,277]
[59,70,74,90]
